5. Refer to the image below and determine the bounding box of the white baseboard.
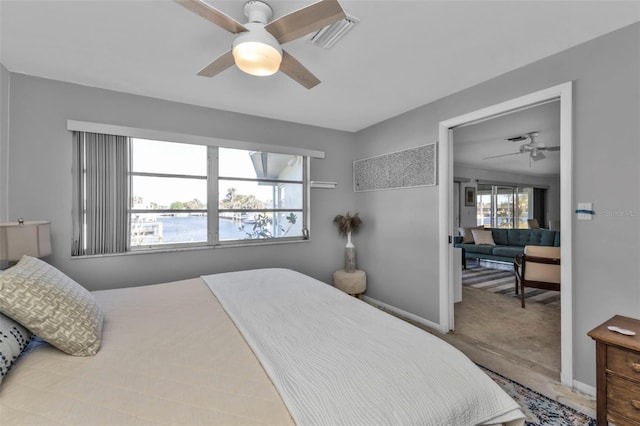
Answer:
[572,379,596,397]
[363,295,445,333]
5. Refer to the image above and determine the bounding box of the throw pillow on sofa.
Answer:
[471,229,496,245]
[458,226,484,243]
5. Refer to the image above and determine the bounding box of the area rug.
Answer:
[462,266,560,306]
[480,366,595,426]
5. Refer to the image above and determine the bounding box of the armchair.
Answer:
[514,245,560,308]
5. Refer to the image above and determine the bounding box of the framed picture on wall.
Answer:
[465,187,476,207]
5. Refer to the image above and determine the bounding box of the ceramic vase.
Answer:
[344,231,356,272]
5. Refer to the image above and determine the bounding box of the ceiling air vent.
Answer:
[307,15,359,49]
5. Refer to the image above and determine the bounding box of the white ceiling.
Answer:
[453,100,560,177]
[1,1,639,132]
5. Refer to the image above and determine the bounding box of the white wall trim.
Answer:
[66,120,326,159]
[438,129,453,331]
[0,69,10,222]
[572,380,596,398]
[558,82,574,388]
[363,295,443,332]
[438,81,574,387]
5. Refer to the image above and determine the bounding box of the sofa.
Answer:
[454,227,560,268]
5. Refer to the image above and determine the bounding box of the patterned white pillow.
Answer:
[471,229,496,246]
[0,256,103,356]
[0,312,33,384]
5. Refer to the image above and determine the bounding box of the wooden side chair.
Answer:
[514,245,560,308]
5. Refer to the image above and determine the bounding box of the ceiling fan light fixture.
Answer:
[232,24,282,76]
[233,41,282,76]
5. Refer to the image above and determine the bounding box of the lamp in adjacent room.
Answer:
[0,219,52,268]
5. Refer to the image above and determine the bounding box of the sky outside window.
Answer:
[131,139,273,207]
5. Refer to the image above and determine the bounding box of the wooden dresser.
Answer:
[588,315,640,426]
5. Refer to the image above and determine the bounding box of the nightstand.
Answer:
[588,315,640,426]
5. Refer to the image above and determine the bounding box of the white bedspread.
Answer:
[203,268,524,426]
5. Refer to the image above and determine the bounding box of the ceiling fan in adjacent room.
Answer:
[175,0,346,89]
[483,132,560,162]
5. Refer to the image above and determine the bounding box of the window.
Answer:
[72,131,309,256]
[131,139,208,247]
[476,184,534,229]
[218,148,305,242]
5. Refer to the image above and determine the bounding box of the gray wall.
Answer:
[354,109,442,322]
[354,23,640,387]
[4,23,639,389]
[0,63,8,222]
[4,74,355,289]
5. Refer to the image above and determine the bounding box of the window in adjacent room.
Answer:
[476,184,536,229]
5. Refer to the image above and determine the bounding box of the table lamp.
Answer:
[0,219,52,269]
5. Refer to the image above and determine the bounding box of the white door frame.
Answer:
[437,81,574,386]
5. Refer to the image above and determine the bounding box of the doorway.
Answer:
[437,82,574,386]
[451,103,561,380]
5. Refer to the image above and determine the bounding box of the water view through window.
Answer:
[476,184,532,229]
[130,140,305,247]
[132,215,250,245]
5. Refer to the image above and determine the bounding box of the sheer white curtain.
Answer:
[72,132,130,256]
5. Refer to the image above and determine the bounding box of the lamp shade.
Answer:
[0,221,52,261]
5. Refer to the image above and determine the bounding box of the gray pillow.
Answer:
[0,256,103,356]
[0,312,33,384]
[458,226,483,243]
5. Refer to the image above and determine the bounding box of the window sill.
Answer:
[70,238,310,260]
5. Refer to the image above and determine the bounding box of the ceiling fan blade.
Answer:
[543,146,561,151]
[175,0,248,34]
[197,50,235,77]
[483,152,523,160]
[265,0,346,44]
[279,51,321,89]
[506,135,529,142]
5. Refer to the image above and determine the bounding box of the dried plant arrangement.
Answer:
[332,212,363,237]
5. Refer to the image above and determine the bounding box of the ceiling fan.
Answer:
[175,0,346,89]
[483,132,560,162]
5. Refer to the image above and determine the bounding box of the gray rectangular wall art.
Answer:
[353,143,437,192]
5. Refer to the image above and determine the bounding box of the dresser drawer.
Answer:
[608,346,640,381]
[607,374,640,424]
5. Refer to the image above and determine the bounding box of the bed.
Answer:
[0,257,524,425]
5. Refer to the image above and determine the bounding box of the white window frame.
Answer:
[214,146,308,246]
[476,183,536,229]
[68,120,323,255]
[129,141,209,250]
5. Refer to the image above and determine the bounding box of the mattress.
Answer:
[0,270,524,425]
[0,278,294,425]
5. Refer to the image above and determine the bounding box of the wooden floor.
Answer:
[454,285,560,378]
[378,282,597,418]
[448,285,595,417]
